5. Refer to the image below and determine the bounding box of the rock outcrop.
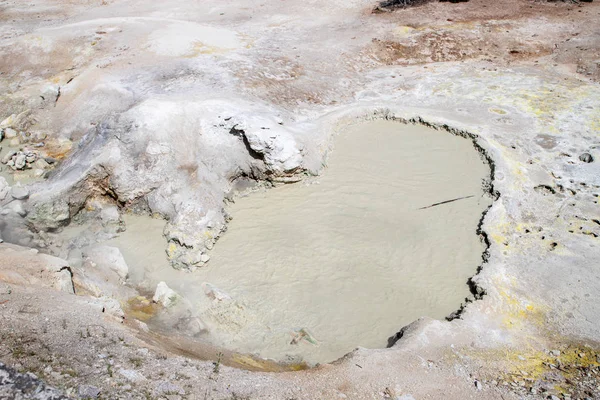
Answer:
[0,363,67,400]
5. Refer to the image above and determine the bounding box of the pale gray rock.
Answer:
[53,268,75,294]
[153,281,180,308]
[82,246,129,280]
[11,185,30,200]
[99,204,120,225]
[175,317,207,336]
[2,150,16,164]
[25,152,37,164]
[40,85,60,106]
[118,369,146,383]
[32,131,47,142]
[4,127,17,139]
[30,252,76,294]
[14,153,26,170]
[0,111,31,132]
[0,362,67,400]
[71,251,137,301]
[202,282,231,302]
[0,176,9,201]
[26,200,70,230]
[153,381,185,396]
[77,385,101,399]
[5,200,27,217]
[34,159,50,169]
[86,297,125,321]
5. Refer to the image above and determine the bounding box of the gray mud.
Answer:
[107,121,491,365]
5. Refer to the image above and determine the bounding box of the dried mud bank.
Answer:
[1,0,600,399]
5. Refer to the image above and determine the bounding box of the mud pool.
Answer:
[106,121,491,365]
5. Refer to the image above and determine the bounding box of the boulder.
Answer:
[53,268,75,294]
[71,250,137,300]
[27,200,70,230]
[152,281,180,308]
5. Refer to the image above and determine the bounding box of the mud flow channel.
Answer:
[108,120,492,365]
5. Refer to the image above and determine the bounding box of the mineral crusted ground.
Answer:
[1,0,600,399]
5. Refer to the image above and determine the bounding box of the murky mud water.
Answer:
[106,121,491,365]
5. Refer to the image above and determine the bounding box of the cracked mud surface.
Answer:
[1,0,600,399]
